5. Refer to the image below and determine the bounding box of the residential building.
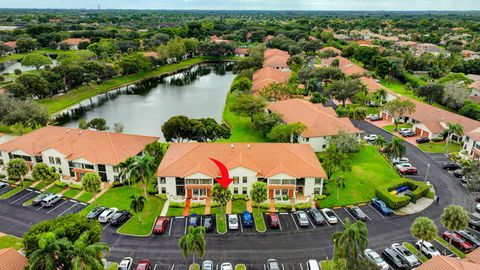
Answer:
[210,35,232,44]
[0,248,28,270]
[2,41,17,53]
[415,43,449,56]
[417,248,480,270]
[59,38,90,50]
[320,56,369,77]
[252,66,291,94]
[0,126,159,183]
[318,46,342,55]
[267,99,362,152]
[263,48,290,70]
[235,48,249,57]
[359,76,398,103]
[155,143,327,200]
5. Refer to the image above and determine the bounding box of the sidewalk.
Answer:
[160,200,170,216]
[269,199,275,212]
[73,190,85,200]
[246,200,253,212]
[182,198,191,216]
[226,200,232,214]
[395,197,434,215]
[87,182,110,204]
[204,198,211,215]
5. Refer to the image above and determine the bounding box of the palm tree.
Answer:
[411,217,438,252]
[71,232,109,270]
[6,158,29,184]
[347,106,367,128]
[386,137,406,160]
[178,226,206,265]
[126,155,157,198]
[373,135,387,149]
[333,176,346,201]
[442,123,464,154]
[250,182,268,211]
[441,205,469,247]
[81,173,102,206]
[32,163,56,192]
[27,232,72,270]
[332,219,369,268]
[130,194,146,223]
[118,156,136,187]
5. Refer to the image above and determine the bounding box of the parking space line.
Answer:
[306,214,316,229]
[281,264,285,270]
[343,207,356,220]
[367,203,385,218]
[153,264,157,270]
[34,190,40,193]
[170,264,175,270]
[290,213,299,230]
[332,211,344,225]
[10,190,33,204]
[184,218,187,235]
[57,203,80,217]
[46,200,68,214]
[299,263,304,270]
[278,214,283,231]
[240,216,244,233]
[102,223,110,231]
[263,264,266,270]
[168,218,174,236]
[35,205,45,211]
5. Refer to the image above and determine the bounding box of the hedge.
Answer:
[54,180,68,188]
[295,202,312,210]
[375,180,430,209]
[190,203,205,209]
[169,202,186,208]
[232,194,249,201]
[70,183,83,190]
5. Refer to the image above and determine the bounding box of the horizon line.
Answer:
[0,8,479,12]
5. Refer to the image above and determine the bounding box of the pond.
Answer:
[0,59,58,74]
[56,62,235,139]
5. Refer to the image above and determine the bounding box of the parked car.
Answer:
[463,175,476,185]
[364,249,389,270]
[241,211,253,227]
[348,206,367,221]
[203,214,215,232]
[220,263,233,270]
[363,134,378,142]
[396,163,418,175]
[308,209,325,225]
[453,169,463,178]
[442,162,461,171]
[457,230,480,248]
[0,182,8,189]
[416,137,430,144]
[371,198,393,215]
[402,130,416,137]
[266,259,281,270]
[202,260,214,270]
[32,192,52,206]
[98,207,119,223]
[228,214,239,230]
[136,259,151,270]
[416,240,440,258]
[469,219,480,231]
[306,259,320,270]
[153,216,169,235]
[296,211,310,227]
[266,212,280,229]
[188,214,200,227]
[392,157,409,165]
[391,243,420,267]
[110,210,130,226]
[381,248,408,270]
[441,231,474,252]
[321,208,338,224]
[398,128,411,135]
[41,194,63,207]
[86,206,106,220]
[476,203,480,212]
[117,257,133,270]
[369,114,383,121]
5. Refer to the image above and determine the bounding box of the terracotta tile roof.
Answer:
[395,41,418,47]
[263,35,274,43]
[470,81,480,91]
[263,49,290,69]
[210,35,232,44]
[469,95,480,104]
[417,255,480,270]
[156,143,326,179]
[252,66,291,94]
[235,48,249,55]
[61,38,90,45]
[356,40,373,46]
[143,51,159,58]
[319,46,342,55]
[466,248,480,264]
[3,41,16,49]
[468,74,480,82]
[322,56,368,76]
[0,126,159,165]
[359,76,387,93]
[0,248,28,270]
[268,99,362,138]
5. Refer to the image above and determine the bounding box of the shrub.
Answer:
[189,264,200,270]
[169,202,186,208]
[70,183,83,190]
[276,204,292,212]
[155,194,167,201]
[112,181,124,187]
[235,264,247,270]
[426,190,435,199]
[431,137,443,142]
[147,186,158,195]
[190,203,205,209]
[232,194,249,201]
[259,203,270,211]
[0,174,5,180]
[54,180,68,188]
[24,177,34,182]
[375,180,430,209]
[295,202,311,210]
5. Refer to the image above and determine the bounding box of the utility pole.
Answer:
[425,163,431,182]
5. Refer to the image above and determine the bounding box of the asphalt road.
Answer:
[0,120,475,269]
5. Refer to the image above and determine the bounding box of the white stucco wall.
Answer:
[42,148,70,176]
[229,166,258,195]
[299,136,329,152]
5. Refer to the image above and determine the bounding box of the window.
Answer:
[315,178,322,185]
[314,188,321,195]
[159,177,166,184]
[85,164,94,170]
[55,157,61,165]
[281,179,295,185]
[161,187,166,194]
[269,179,281,185]
[242,177,248,184]
[233,188,238,194]
[97,164,106,172]
[305,138,309,142]
[233,177,239,184]
[322,144,327,149]
[199,179,211,185]
[58,168,62,174]
[242,187,247,194]
[35,156,43,163]
[49,157,55,164]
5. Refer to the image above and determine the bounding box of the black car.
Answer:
[457,230,480,248]
[87,206,106,220]
[203,214,215,232]
[110,210,130,226]
[402,130,416,137]
[453,169,463,178]
[469,219,480,231]
[188,214,200,227]
[381,248,408,270]
[415,137,430,144]
[348,206,367,221]
[308,209,325,225]
[442,162,461,170]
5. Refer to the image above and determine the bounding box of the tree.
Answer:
[329,132,361,153]
[162,115,192,142]
[332,219,369,269]
[32,163,58,192]
[310,92,327,104]
[230,77,252,93]
[250,182,268,211]
[320,144,352,181]
[347,106,367,127]
[411,217,438,252]
[259,82,302,101]
[211,184,232,217]
[333,176,346,201]
[16,37,36,53]
[78,118,89,129]
[162,116,231,142]
[442,123,463,154]
[465,161,480,192]
[7,158,29,182]
[144,141,165,166]
[88,118,109,131]
[373,135,387,148]
[16,73,50,98]
[126,155,157,198]
[27,232,71,270]
[383,99,416,131]
[81,173,101,206]
[442,82,470,110]
[113,122,124,133]
[178,226,206,265]
[230,94,266,119]
[385,137,406,160]
[267,123,306,142]
[251,112,283,136]
[70,231,109,270]
[441,205,469,247]
[130,194,146,223]
[21,53,52,70]
[414,84,444,104]
[116,52,152,75]
[327,79,366,107]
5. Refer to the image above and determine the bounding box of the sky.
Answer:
[0,0,479,10]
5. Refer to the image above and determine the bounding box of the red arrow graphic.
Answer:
[209,158,233,189]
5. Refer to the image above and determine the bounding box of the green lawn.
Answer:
[435,236,466,259]
[319,145,405,208]
[166,206,185,217]
[231,200,247,214]
[219,93,268,142]
[46,185,64,194]
[62,188,82,198]
[79,184,142,215]
[320,261,335,270]
[189,206,206,215]
[0,235,23,250]
[0,48,74,63]
[417,142,462,154]
[0,186,26,200]
[117,196,165,236]
[38,56,237,114]
[77,192,94,202]
[253,208,266,233]
[216,213,227,234]
[404,242,428,263]
[383,123,413,133]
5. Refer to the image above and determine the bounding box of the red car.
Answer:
[396,163,418,175]
[266,212,279,229]
[153,216,169,235]
[442,231,474,253]
[136,259,152,270]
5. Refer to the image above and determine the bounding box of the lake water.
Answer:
[56,62,235,139]
[0,59,58,74]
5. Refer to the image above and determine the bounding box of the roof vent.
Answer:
[79,130,84,135]
[247,144,251,149]
[230,144,234,149]
[66,129,71,133]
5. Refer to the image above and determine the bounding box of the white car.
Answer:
[98,207,119,223]
[306,259,320,270]
[396,163,413,169]
[364,249,389,270]
[221,263,233,270]
[41,194,63,207]
[391,243,420,267]
[416,240,440,258]
[363,134,378,142]
[117,257,133,270]
[399,128,412,135]
[392,157,409,165]
[321,208,338,224]
[228,214,239,230]
[476,203,480,212]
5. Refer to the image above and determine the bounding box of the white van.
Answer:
[41,194,63,207]
[306,260,320,270]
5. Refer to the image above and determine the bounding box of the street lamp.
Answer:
[425,164,431,182]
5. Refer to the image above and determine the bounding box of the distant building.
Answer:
[263,48,290,70]
[320,56,369,77]
[234,48,249,57]
[59,38,90,50]
[318,46,342,55]
[210,35,232,44]
[0,248,28,270]
[252,67,291,94]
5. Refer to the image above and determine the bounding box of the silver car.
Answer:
[415,240,440,258]
[220,263,233,270]
[364,248,389,270]
[98,207,119,223]
[296,211,309,227]
[202,260,214,270]
[391,243,420,267]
